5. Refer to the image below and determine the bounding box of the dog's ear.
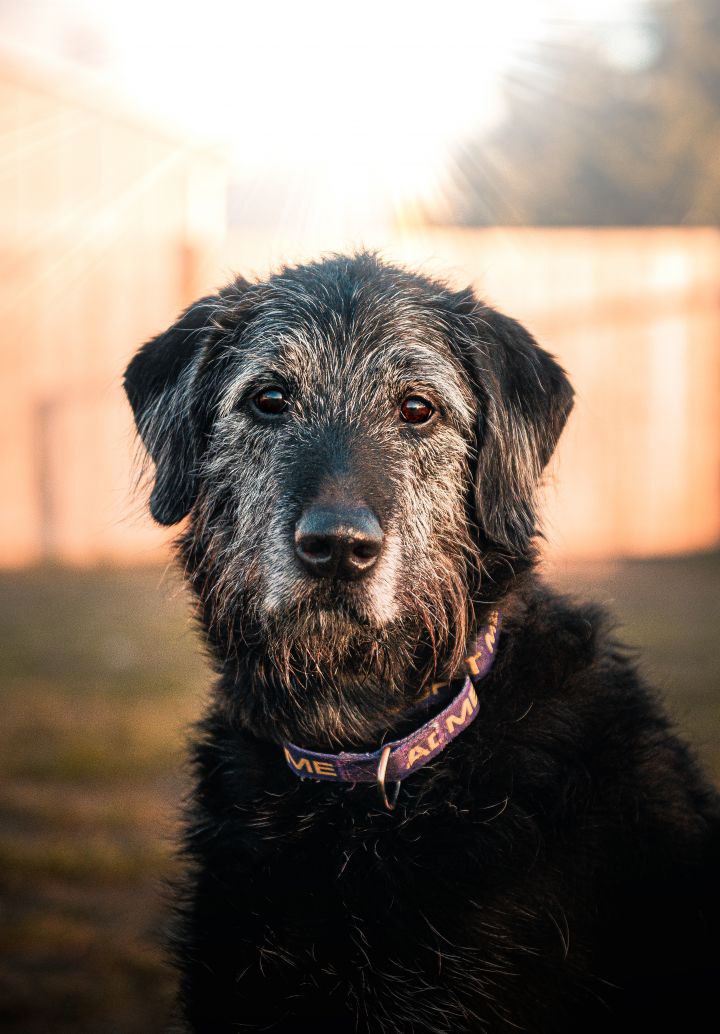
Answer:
[124,296,217,524]
[124,282,250,525]
[448,292,574,556]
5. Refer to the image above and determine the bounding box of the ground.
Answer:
[0,555,718,1033]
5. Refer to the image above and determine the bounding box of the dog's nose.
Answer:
[294,507,383,579]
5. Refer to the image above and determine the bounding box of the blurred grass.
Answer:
[0,566,208,1034]
[0,557,718,1032]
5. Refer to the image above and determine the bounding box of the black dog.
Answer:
[125,253,719,1033]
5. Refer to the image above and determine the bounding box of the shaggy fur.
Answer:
[125,253,719,1033]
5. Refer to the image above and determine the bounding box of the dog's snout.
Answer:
[295,507,383,579]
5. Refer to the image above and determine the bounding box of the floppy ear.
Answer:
[450,295,574,556]
[124,296,218,524]
[124,282,251,525]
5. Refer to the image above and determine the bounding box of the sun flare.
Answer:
[2,0,653,233]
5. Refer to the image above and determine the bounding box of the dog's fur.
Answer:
[125,253,719,1033]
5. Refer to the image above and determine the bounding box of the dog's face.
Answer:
[125,254,573,744]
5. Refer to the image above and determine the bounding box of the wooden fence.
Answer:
[0,52,227,565]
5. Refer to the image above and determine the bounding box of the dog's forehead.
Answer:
[227,274,474,410]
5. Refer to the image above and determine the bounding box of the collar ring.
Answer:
[376,744,401,810]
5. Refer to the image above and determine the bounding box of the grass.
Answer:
[0,557,718,1032]
[0,566,206,1034]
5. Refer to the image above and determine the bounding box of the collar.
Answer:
[283,610,501,809]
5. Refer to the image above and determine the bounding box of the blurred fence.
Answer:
[0,47,718,564]
[0,52,227,565]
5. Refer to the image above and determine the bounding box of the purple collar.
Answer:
[283,610,501,808]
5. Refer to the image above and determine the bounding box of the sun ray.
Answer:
[1,0,655,243]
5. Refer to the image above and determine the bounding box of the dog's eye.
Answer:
[400,395,435,424]
[253,387,289,416]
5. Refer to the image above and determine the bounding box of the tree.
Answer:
[446,0,720,225]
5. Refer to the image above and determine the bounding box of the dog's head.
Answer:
[125,254,572,743]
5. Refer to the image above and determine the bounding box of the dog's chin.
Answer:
[262,575,394,632]
[239,591,419,748]
[262,598,390,651]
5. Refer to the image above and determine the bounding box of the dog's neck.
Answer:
[281,617,501,798]
[212,595,514,753]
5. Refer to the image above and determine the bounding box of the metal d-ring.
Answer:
[376,745,401,810]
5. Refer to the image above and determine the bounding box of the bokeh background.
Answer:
[1,1,719,1031]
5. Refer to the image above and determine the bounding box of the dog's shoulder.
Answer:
[498,573,673,724]
[488,574,720,834]
[497,575,615,687]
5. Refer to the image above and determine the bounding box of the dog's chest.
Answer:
[242,782,530,956]
[212,781,585,1031]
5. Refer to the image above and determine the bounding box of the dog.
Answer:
[124,252,719,1033]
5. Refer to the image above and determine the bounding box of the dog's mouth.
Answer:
[316,596,374,626]
[301,580,378,625]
